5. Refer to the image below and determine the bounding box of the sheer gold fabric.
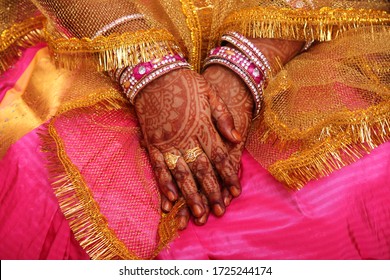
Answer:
[1,0,389,259]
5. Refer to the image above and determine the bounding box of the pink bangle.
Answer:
[203,46,265,116]
[221,32,271,79]
[119,53,191,104]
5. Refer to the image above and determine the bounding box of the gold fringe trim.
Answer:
[180,0,202,71]
[55,88,128,115]
[43,124,137,260]
[45,29,180,71]
[220,7,390,42]
[265,108,390,190]
[42,91,137,259]
[41,89,181,259]
[261,100,390,143]
[0,16,45,72]
[152,198,185,259]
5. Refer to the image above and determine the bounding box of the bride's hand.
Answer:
[134,68,241,228]
[202,38,305,206]
[203,65,254,206]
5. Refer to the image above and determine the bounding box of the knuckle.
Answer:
[183,191,201,203]
[214,151,229,165]
[173,167,190,182]
[158,173,172,187]
[193,158,211,178]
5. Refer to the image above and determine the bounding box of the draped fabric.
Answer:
[158,147,390,260]
[1,0,389,259]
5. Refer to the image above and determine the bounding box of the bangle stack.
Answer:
[221,31,271,79]
[118,53,191,104]
[203,46,265,116]
[203,32,271,117]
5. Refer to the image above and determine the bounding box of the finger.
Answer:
[194,193,211,226]
[167,149,206,218]
[161,194,173,213]
[222,187,233,207]
[149,147,178,202]
[227,142,246,174]
[199,127,242,198]
[183,147,225,217]
[208,88,242,144]
[176,205,190,230]
[212,145,242,197]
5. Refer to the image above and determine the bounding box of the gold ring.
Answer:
[183,147,203,163]
[163,152,181,170]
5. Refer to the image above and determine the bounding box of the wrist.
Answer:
[203,45,264,116]
[204,65,252,99]
[134,68,190,106]
[117,53,190,105]
[248,38,304,67]
[203,65,254,114]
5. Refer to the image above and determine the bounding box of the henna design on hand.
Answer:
[249,38,304,67]
[203,65,253,172]
[134,68,240,225]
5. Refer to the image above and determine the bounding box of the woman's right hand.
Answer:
[203,65,254,206]
[134,68,242,228]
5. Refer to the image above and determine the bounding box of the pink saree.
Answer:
[1,46,389,260]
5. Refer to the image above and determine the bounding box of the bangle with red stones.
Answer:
[118,53,191,104]
[203,46,265,117]
[220,31,271,81]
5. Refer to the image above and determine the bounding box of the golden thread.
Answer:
[152,198,186,259]
[220,7,390,42]
[179,0,202,71]
[261,99,390,143]
[0,16,45,72]
[267,123,390,189]
[45,29,180,71]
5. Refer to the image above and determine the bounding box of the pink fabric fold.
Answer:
[0,129,89,259]
[0,44,46,102]
[1,126,389,259]
[1,45,390,260]
[158,146,390,259]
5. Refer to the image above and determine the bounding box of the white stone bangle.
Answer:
[203,46,265,117]
[93,14,144,39]
[119,53,191,104]
[221,32,272,76]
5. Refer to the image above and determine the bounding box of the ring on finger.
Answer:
[163,152,181,170]
[183,147,203,163]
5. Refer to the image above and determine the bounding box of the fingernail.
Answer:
[167,191,176,201]
[193,204,203,217]
[178,217,187,230]
[230,186,241,197]
[231,129,242,142]
[224,196,231,207]
[163,200,171,212]
[196,216,207,225]
[213,204,225,217]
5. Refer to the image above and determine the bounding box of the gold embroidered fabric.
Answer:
[245,25,390,189]
[1,0,390,259]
